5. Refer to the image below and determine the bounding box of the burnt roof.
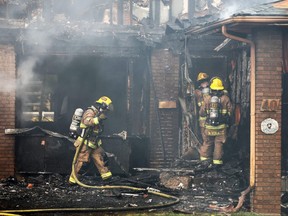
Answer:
[233,0,288,16]
[186,0,288,35]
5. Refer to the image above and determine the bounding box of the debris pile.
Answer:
[0,159,255,215]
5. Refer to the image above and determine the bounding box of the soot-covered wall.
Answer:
[17,55,128,136]
[15,55,131,174]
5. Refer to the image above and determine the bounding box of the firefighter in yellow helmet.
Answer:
[195,72,210,137]
[198,77,232,168]
[69,96,113,184]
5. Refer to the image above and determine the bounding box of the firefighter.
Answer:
[195,72,210,140]
[69,96,114,184]
[199,77,232,167]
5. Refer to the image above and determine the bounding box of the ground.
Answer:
[0,159,256,216]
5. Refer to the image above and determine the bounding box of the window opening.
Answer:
[21,74,57,122]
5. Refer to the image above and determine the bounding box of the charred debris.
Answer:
[0,159,250,215]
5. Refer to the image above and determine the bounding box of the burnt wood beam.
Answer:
[169,0,172,22]
[154,0,160,26]
[130,0,132,25]
[149,0,153,25]
[118,0,123,25]
[110,1,113,25]
[188,0,195,20]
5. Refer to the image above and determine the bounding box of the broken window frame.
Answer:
[19,73,57,123]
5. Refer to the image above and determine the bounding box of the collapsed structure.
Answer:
[0,0,287,214]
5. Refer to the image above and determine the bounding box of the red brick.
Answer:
[253,29,282,215]
[0,45,15,179]
[149,49,179,167]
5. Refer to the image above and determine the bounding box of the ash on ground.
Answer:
[0,159,252,215]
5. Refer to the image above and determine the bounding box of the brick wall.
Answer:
[252,28,282,214]
[0,45,16,179]
[149,49,179,167]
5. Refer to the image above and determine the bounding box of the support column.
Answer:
[252,28,282,215]
[149,49,179,167]
[0,45,16,178]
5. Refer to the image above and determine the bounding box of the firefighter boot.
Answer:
[213,159,223,172]
[213,163,223,172]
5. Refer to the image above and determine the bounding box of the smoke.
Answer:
[0,55,39,93]
[11,0,278,120]
[17,57,38,87]
[16,56,41,112]
[220,0,276,19]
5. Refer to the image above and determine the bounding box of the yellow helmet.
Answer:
[210,77,224,90]
[197,72,209,82]
[96,96,113,110]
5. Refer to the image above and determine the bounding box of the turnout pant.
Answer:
[200,128,227,164]
[70,144,112,182]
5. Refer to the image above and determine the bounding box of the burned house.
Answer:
[0,0,287,215]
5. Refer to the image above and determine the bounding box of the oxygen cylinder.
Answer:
[201,87,210,95]
[209,96,220,126]
[69,108,84,139]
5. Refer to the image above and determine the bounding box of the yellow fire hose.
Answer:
[0,133,180,215]
[0,213,22,216]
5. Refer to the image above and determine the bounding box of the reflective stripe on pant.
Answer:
[70,144,112,181]
[200,156,209,161]
[101,171,112,180]
[200,128,227,163]
[213,159,223,165]
[75,137,102,149]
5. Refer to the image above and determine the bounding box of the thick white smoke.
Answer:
[220,0,277,19]
[16,56,40,107]
[17,57,38,86]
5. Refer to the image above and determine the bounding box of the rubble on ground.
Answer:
[0,159,252,215]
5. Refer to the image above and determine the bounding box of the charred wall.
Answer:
[128,58,150,136]
[187,34,230,85]
[13,51,151,175]
[222,47,251,164]
[16,55,129,135]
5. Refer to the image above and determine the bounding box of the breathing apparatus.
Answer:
[69,108,84,139]
[206,77,225,126]
[201,87,210,95]
[207,95,221,126]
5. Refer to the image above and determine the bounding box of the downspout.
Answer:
[222,25,256,188]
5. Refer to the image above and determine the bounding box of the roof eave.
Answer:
[185,16,288,35]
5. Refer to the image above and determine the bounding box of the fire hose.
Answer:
[1,129,180,215]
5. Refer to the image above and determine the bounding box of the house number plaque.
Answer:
[260,99,280,112]
[261,118,279,134]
